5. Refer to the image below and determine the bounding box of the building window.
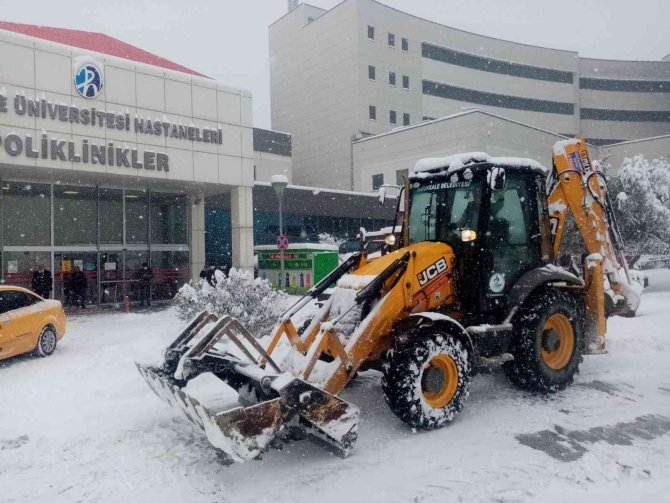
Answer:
[150,192,188,244]
[403,113,410,126]
[99,188,123,245]
[390,110,397,124]
[396,169,409,185]
[367,25,375,40]
[402,37,409,52]
[368,65,376,80]
[372,174,384,190]
[403,75,410,90]
[388,33,395,47]
[54,185,98,246]
[2,181,51,246]
[369,105,377,121]
[125,189,149,244]
[389,71,396,86]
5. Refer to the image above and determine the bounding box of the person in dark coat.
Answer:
[199,265,217,287]
[137,262,153,307]
[69,266,87,309]
[199,265,209,284]
[31,264,52,299]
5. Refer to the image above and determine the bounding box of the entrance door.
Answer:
[124,250,150,303]
[485,174,542,295]
[99,251,123,305]
[54,252,99,306]
[2,251,51,293]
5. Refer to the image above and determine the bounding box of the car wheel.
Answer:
[35,326,58,357]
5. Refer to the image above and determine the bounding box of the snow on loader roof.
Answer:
[411,152,549,179]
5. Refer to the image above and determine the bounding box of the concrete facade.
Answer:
[252,128,293,183]
[353,109,573,192]
[0,25,256,300]
[602,134,670,174]
[271,0,670,191]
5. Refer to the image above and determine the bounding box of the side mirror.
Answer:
[489,167,506,191]
[378,185,387,206]
[377,183,402,206]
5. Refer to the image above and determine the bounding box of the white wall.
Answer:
[603,135,670,174]
[254,151,292,183]
[0,28,256,272]
[270,2,360,190]
[0,29,254,188]
[270,0,669,191]
[353,110,568,192]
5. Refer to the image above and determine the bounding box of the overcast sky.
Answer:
[1,0,668,128]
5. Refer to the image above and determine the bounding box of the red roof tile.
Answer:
[0,21,208,78]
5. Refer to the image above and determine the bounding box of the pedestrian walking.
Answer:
[69,266,87,309]
[31,264,52,299]
[138,262,153,307]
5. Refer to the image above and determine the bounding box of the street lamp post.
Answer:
[271,175,289,288]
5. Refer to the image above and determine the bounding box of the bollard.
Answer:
[124,295,130,313]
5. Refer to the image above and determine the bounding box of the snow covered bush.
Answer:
[609,156,670,254]
[174,268,290,337]
[318,232,345,248]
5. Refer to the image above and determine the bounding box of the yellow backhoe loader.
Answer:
[137,139,641,462]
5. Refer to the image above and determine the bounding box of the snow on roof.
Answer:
[0,21,208,78]
[411,152,548,178]
[254,243,339,252]
[364,225,401,238]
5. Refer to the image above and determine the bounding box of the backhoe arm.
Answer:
[547,138,641,349]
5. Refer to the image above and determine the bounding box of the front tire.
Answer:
[382,328,472,429]
[35,326,58,357]
[505,289,583,392]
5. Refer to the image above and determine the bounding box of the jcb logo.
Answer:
[417,258,448,286]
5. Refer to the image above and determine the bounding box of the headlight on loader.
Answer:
[385,234,397,246]
[461,229,477,242]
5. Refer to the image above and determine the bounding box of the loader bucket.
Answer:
[136,362,359,463]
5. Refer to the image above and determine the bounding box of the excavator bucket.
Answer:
[136,312,359,463]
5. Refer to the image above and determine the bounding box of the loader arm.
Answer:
[136,241,456,461]
[547,138,641,349]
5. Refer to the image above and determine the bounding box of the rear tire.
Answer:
[382,328,472,429]
[505,289,583,392]
[35,326,58,357]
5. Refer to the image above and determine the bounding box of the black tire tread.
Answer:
[381,328,472,429]
[505,288,584,393]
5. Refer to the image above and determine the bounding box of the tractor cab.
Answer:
[406,155,552,322]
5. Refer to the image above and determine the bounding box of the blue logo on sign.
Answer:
[75,63,103,98]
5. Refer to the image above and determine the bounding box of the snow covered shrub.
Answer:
[609,156,670,254]
[174,268,290,337]
[318,232,345,248]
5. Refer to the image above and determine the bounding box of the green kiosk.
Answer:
[255,244,339,294]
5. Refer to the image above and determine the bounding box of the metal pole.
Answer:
[279,196,284,288]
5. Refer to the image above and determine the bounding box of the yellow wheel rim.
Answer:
[422,354,459,408]
[541,313,575,370]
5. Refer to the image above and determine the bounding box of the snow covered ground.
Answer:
[2,270,670,502]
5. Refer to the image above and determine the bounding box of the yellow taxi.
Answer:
[0,286,66,361]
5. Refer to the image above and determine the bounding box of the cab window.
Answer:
[0,291,37,314]
[486,175,541,290]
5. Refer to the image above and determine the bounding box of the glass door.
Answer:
[54,252,99,306]
[124,250,150,303]
[2,251,51,293]
[99,251,123,305]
